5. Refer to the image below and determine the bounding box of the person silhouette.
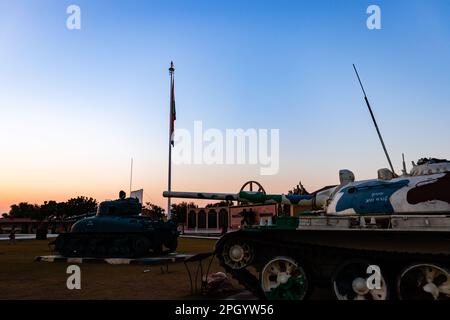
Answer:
[9,226,16,245]
[240,209,248,226]
[248,209,256,225]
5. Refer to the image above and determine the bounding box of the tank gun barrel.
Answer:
[163,191,313,205]
[162,191,239,201]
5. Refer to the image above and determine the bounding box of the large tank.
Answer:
[52,194,178,258]
[163,158,450,300]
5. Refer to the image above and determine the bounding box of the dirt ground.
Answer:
[0,238,236,300]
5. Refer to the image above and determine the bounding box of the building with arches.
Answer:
[183,203,278,235]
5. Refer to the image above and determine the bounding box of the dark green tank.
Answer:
[52,196,178,258]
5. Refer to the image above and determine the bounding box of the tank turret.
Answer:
[52,191,179,258]
[164,158,450,216]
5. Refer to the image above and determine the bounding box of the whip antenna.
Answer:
[353,64,396,175]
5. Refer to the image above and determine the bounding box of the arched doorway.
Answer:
[208,209,218,229]
[198,210,207,229]
[218,209,228,230]
[187,210,196,229]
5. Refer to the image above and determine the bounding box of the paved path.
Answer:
[0,234,58,240]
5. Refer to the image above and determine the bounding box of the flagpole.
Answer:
[167,62,175,220]
[129,157,133,196]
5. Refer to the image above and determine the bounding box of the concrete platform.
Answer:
[35,252,194,265]
[180,234,220,240]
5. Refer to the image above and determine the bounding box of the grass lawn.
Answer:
[0,237,231,299]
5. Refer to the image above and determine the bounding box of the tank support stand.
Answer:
[183,252,215,295]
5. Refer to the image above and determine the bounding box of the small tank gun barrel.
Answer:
[63,212,96,222]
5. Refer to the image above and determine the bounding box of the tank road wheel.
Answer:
[118,243,130,257]
[85,239,98,257]
[222,240,254,269]
[332,260,388,300]
[109,239,128,257]
[53,236,65,255]
[164,237,178,253]
[63,238,84,257]
[153,244,163,255]
[96,243,108,257]
[397,264,450,300]
[132,237,150,257]
[260,256,308,300]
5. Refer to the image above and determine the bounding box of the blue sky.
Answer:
[1,0,450,212]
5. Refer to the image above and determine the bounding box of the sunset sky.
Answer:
[1,0,450,213]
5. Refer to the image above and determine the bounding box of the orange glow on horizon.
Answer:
[0,157,383,214]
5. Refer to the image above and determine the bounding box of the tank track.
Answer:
[216,235,450,300]
[52,232,176,258]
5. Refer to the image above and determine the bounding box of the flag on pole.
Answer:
[167,61,175,220]
[130,189,143,204]
[169,62,176,146]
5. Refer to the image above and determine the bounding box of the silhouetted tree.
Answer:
[65,197,98,217]
[171,202,197,224]
[9,202,40,219]
[205,201,231,208]
[288,181,309,195]
[8,196,98,220]
[56,201,68,218]
[40,201,59,220]
[2,213,8,218]
[142,202,165,220]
